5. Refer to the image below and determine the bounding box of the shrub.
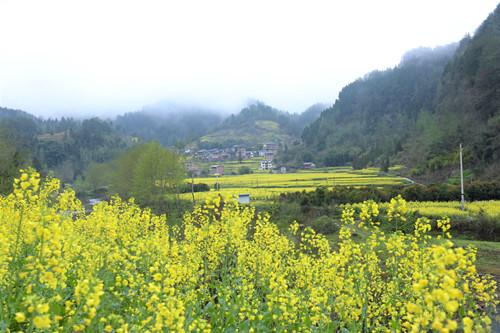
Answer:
[180,182,210,193]
[402,184,432,201]
[409,168,421,176]
[311,215,340,235]
[465,180,500,201]
[238,166,251,175]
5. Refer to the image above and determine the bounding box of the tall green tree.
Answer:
[0,120,32,194]
[130,141,185,213]
[86,162,113,192]
[112,144,145,199]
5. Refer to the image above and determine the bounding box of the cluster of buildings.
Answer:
[195,147,253,161]
[193,142,278,162]
[185,143,281,175]
[184,142,316,176]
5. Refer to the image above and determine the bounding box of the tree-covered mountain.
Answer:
[295,103,329,130]
[196,101,324,149]
[300,43,457,168]
[418,5,500,180]
[0,100,324,189]
[299,3,500,182]
[0,107,39,122]
[0,109,126,188]
[112,104,224,148]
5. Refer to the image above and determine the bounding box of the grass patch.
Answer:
[452,239,500,276]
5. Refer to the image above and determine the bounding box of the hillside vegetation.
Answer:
[299,3,500,182]
[113,104,224,148]
[197,102,324,149]
[300,44,456,169]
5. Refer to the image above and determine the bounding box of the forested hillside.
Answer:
[300,44,457,168]
[113,104,223,148]
[299,3,500,182]
[0,101,323,192]
[197,102,324,149]
[420,4,500,180]
[0,110,126,191]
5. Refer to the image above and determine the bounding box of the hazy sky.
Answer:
[0,0,498,118]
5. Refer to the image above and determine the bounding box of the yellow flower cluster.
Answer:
[437,216,452,239]
[0,170,497,332]
[382,200,500,219]
[387,195,407,226]
[414,217,432,242]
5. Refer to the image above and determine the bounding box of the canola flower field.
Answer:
[183,166,409,202]
[1,169,498,332]
[184,165,500,222]
[356,200,500,220]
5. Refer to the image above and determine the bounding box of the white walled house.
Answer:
[260,160,273,170]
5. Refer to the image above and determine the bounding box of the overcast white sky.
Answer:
[0,0,498,118]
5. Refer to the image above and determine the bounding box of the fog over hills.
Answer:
[1,1,497,118]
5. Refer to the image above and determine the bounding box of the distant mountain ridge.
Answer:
[0,100,326,152]
[0,107,39,122]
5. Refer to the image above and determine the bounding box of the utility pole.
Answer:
[460,143,465,211]
[191,172,195,205]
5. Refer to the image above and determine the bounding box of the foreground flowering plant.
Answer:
[0,169,498,332]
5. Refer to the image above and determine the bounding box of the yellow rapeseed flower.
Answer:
[33,314,51,329]
[15,312,26,323]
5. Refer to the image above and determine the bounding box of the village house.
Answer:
[260,142,278,160]
[259,150,277,160]
[236,148,246,160]
[196,149,207,159]
[265,151,276,160]
[209,149,222,160]
[263,142,278,152]
[185,160,198,171]
[210,165,225,175]
[303,162,316,170]
[273,166,287,174]
[260,160,273,170]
